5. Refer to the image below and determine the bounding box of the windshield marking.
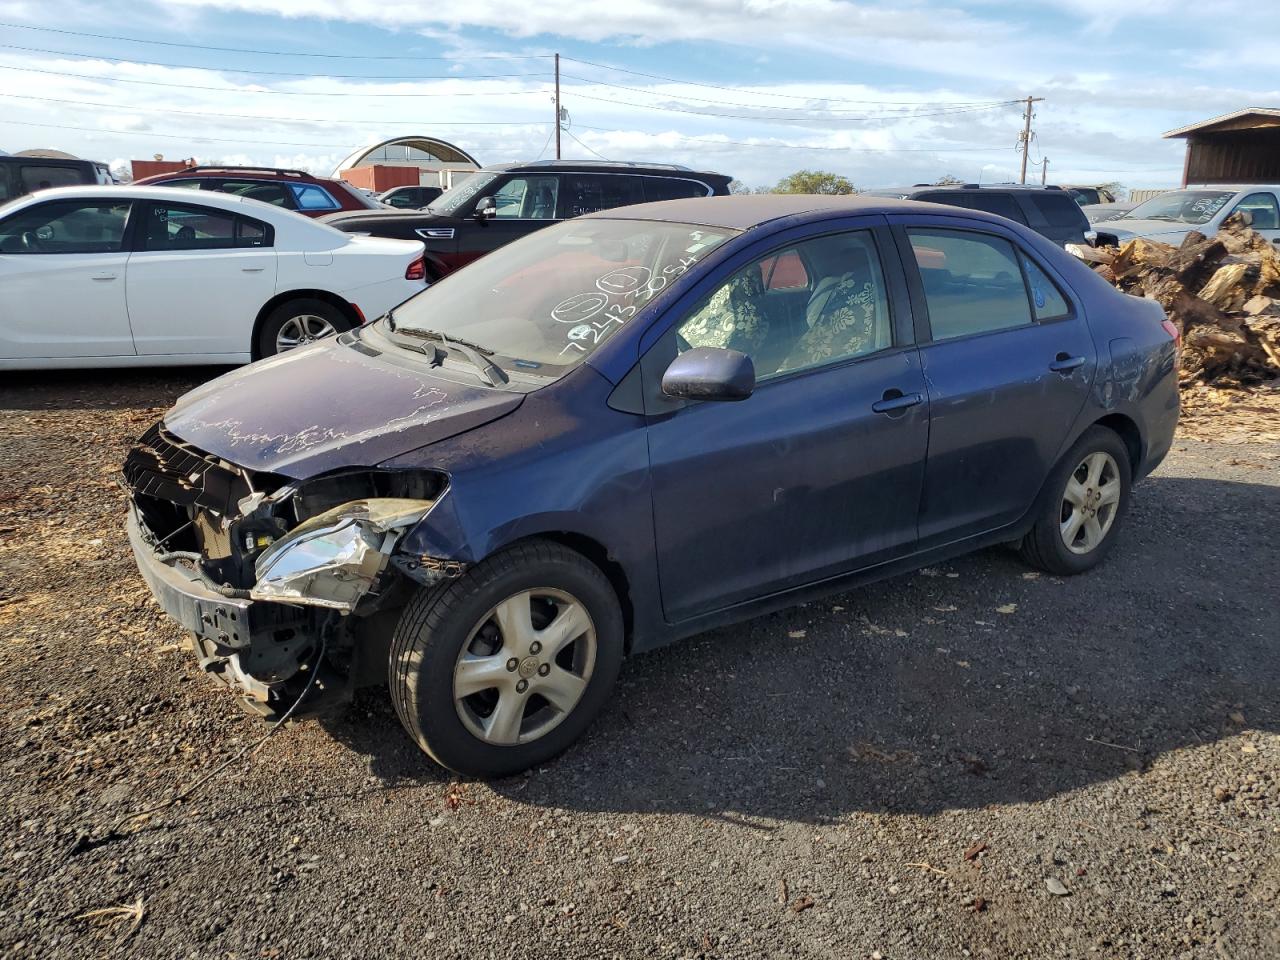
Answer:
[555,254,702,358]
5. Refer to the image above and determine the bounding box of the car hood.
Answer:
[163,340,523,479]
[1098,219,1193,242]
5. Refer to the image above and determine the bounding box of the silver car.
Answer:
[1098,186,1280,246]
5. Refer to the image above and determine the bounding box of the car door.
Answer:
[643,221,929,622]
[1230,191,1280,248]
[892,217,1097,547]
[125,200,277,357]
[0,197,136,359]
[455,174,561,268]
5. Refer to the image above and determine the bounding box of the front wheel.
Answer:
[389,541,624,777]
[1020,426,1132,575]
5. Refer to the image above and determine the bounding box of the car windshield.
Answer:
[380,218,737,375]
[427,172,501,216]
[1120,190,1234,225]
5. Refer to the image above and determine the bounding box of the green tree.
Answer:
[934,174,964,185]
[772,170,856,195]
[728,179,752,195]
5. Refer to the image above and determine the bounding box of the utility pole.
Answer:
[1041,156,1049,186]
[554,53,561,160]
[1017,95,1044,184]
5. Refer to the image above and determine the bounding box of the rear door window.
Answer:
[1026,192,1088,229]
[954,191,1027,223]
[216,179,293,208]
[907,228,1033,340]
[141,202,272,250]
[643,177,711,202]
[559,174,646,218]
[19,165,87,192]
[0,199,131,253]
[1021,256,1070,320]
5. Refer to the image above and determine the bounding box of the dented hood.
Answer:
[164,340,524,478]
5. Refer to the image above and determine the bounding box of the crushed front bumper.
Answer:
[127,504,334,718]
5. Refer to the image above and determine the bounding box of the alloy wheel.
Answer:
[453,588,597,746]
[275,313,338,353]
[1060,451,1121,555]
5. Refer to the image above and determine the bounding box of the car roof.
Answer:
[5,184,340,228]
[481,160,729,179]
[584,193,1017,231]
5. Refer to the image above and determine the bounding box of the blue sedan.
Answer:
[124,195,1179,777]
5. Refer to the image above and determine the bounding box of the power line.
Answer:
[0,92,550,126]
[563,128,609,161]
[568,90,1023,123]
[574,124,1021,153]
[0,118,371,148]
[0,43,549,80]
[562,72,1019,113]
[0,21,554,61]
[0,62,549,97]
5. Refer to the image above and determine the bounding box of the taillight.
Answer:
[405,255,426,281]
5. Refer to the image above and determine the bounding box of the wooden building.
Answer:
[1164,108,1280,187]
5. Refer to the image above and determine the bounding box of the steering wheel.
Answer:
[19,230,44,252]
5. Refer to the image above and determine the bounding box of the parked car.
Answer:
[124,194,1178,776]
[1062,185,1117,206]
[1082,201,1138,224]
[379,185,443,209]
[134,166,382,218]
[0,186,426,369]
[863,184,1095,247]
[0,154,113,204]
[322,160,734,280]
[1094,186,1280,247]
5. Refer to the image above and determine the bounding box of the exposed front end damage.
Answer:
[123,423,462,719]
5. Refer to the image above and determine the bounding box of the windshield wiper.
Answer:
[397,328,508,386]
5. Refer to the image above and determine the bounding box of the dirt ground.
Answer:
[1,368,1277,960]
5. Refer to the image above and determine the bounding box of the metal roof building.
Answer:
[1164,108,1280,187]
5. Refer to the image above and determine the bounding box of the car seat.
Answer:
[681,269,769,359]
[780,247,885,371]
[530,184,557,219]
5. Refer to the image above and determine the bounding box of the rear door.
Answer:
[1020,191,1091,246]
[0,197,135,359]
[125,200,277,357]
[893,216,1096,547]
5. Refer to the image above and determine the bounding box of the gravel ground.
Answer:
[1,368,1277,960]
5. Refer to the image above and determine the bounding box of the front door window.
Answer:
[492,176,559,219]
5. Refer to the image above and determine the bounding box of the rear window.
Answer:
[20,165,87,192]
[1027,193,1087,228]
[643,178,711,202]
[915,191,1027,224]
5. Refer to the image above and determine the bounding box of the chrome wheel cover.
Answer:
[453,588,597,746]
[275,313,338,353]
[1060,451,1121,555]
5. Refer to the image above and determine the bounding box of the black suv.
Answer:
[323,160,734,280]
[863,184,1095,247]
[0,155,113,204]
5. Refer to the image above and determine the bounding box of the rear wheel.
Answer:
[1020,426,1132,575]
[257,298,352,357]
[389,541,623,777]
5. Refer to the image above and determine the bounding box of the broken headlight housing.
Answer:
[249,498,435,611]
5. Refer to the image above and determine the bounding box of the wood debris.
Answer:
[1089,213,1280,389]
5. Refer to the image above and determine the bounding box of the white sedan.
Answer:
[0,185,427,369]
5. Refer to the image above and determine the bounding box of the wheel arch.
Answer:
[499,531,636,655]
[1090,412,1144,477]
[250,289,362,360]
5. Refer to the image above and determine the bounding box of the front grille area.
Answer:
[123,423,249,517]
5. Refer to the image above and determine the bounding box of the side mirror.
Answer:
[475,197,497,220]
[661,347,755,402]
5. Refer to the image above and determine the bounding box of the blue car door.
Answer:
[641,220,930,623]
[890,215,1098,547]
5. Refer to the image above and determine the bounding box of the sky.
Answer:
[0,0,1273,191]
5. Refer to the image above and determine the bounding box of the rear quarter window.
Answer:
[643,178,711,202]
[20,165,87,192]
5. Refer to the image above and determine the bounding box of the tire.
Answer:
[257,297,353,358]
[389,541,624,777]
[1020,426,1132,576]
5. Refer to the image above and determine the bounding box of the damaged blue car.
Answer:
[125,195,1179,777]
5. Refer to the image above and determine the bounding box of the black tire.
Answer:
[389,541,624,777]
[1020,425,1132,575]
[256,297,352,358]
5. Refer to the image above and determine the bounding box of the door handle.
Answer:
[1049,354,1086,373]
[90,272,118,281]
[872,390,924,414]
[241,267,265,273]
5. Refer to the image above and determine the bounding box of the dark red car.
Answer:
[133,166,381,218]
